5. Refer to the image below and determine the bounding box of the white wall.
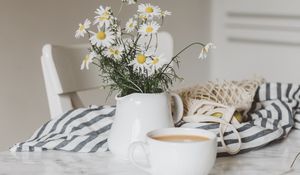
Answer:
[211,0,300,83]
[0,0,211,151]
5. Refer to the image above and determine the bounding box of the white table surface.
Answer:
[1,130,300,175]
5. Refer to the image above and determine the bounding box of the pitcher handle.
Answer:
[170,92,184,123]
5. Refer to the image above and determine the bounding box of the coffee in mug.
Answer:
[151,134,209,142]
[128,128,217,175]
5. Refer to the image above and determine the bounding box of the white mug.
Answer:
[128,128,217,175]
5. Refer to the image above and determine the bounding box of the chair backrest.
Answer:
[41,32,174,119]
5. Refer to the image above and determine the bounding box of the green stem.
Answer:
[119,81,140,92]
[116,3,124,17]
[154,33,158,53]
[146,34,153,51]
[158,42,206,77]
[92,61,101,68]
[117,71,144,93]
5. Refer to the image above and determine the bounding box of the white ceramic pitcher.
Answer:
[108,92,183,159]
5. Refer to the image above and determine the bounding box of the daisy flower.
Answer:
[75,19,91,38]
[126,18,137,33]
[129,54,150,73]
[94,6,112,27]
[147,54,169,75]
[135,14,148,22]
[122,0,137,5]
[199,43,216,59]
[138,3,161,19]
[80,52,97,70]
[160,10,172,18]
[105,45,124,60]
[90,27,116,48]
[95,6,112,16]
[138,21,160,36]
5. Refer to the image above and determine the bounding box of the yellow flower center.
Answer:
[97,31,106,40]
[109,48,120,56]
[113,50,119,55]
[79,24,85,31]
[129,23,134,28]
[152,57,159,65]
[137,54,146,64]
[146,26,154,33]
[145,7,154,13]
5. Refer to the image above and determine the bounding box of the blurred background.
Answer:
[0,0,299,151]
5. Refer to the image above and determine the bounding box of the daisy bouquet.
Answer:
[75,0,215,97]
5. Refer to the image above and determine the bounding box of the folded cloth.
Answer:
[10,83,300,156]
[178,83,300,156]
[10,106,115,153]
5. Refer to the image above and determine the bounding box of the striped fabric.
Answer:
[10,106,115,153]
[10,83,300,156]
[178,83,300,156]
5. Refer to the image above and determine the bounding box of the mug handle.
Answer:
[128,141,152,173]
[170,92,184,123]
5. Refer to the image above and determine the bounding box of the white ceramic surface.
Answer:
[1,130,300,175]
[108,92,183,158]
[129,128,217,175]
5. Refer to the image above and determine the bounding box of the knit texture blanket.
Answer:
[10,83,300,156]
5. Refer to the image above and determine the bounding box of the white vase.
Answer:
[108,92,183,159]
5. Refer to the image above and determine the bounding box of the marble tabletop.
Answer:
[1,130,300,175]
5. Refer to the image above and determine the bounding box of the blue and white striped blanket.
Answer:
[10,83,300,156]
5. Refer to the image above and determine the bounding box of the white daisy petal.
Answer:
[122,0,136,5]
[129,54,151,74]
[198,43,216,59]
[81,52,97,70]
[138,21,160,36]
[128,0,136,5]
[94,6,112,27]
[138,3,161,19]
[161,10,172,18]
[147,54,169,75]
[198,48,207,60]
[83,19,91,28]
[75,19,91,39]
[90,27,116,48]
[126,18,137,33]
[105,45,124,60]
[205,43,217,50]
[95,6,112,16]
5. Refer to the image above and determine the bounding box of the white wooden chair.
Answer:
[41,32,174,119]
